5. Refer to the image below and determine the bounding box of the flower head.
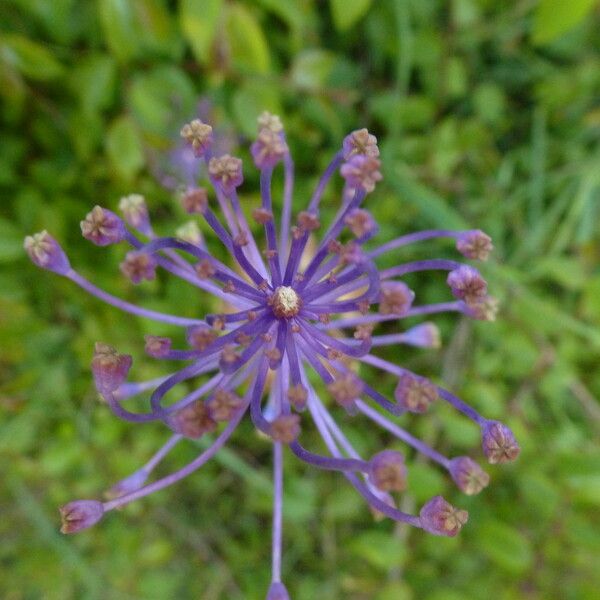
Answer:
[28,113,517,595]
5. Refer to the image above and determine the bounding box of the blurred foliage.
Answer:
[1,0,600,599]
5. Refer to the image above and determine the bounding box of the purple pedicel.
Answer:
[26,115,519,597]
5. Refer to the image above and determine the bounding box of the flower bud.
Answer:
[105,470,148,499]
[447,265,487,304]
[80,206,126,246]
[270,414,301,444]
[456,230,493,261]
[448,456,490,495]
[195,259,216,280]
[327,373,363,413]
[24,231,70,275]
[340,155,382,193]
[402,322,441,349]
[296,211,320,232]
[91,343,132,396]
[144,335,172,358]
[251,128,289,169]
[464,295,499,321]
[379,281,415,316]
[180,119,213,157]
[368,450,407,492]
[207,390,244,421]
[266,582,290,600]
[208,154,243,194]
[343,128,380,160]
[120,251,157,284]
[481,421,520,464]
[180,187,208,214]
[419,496,468,537]
[343,208,377,238]
[119,194,151,234]
[252,207,274,224]
[394,373,438,413]
[287,383,308,411]
[59,500,104,534]
[176,221,203,246]
[258,111,283,133]
[169,401,217,439]
[187,324,218,351]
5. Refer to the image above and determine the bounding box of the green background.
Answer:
[1,1,600,598]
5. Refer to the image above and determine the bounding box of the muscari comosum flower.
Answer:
[25,113,519,598]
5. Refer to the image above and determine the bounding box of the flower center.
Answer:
[271,286,302,319]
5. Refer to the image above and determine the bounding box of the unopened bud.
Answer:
[340,155,382,193]
[59,500,104,534]
[270,414,301,444]
[448,456,490,495]
[344,208,377,238]
[342,128,380,160]
[119,194,151,234]
[368,450,407,492]
[169,401,217,439]
[447,266,487,305]
[251,128,289,169]
[327,373,363,413]
[394,373,438,413]
[186,324,218,351]
[24,231,70,275]
[207,390,245,421]
[419,496,468,537]
[456,230,493,261]
[481,421,520,464]
[208,154,243,194]
[379,281,415,316]
[180,119,213,157]
[180,187,208,214]
[402,322,441,349]
[120,251,157,284]
[80,206,126,246]
[91,343,132,396]
[144,335,172,358]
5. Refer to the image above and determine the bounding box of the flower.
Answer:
[26,115,519,598]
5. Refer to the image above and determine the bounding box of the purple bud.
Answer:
[186,324,218,351]
[24,231,70,275]
[266,582,290,600]
[105,469,148,499]
[340,155,382,193]
[59,500,104,534]
[343,208,377,238]
[270,414,301,444]
[258,111,284,133]
[207,390,245,421]
[91,342,132,396]
[481,421,520,464]
[80,206,126,246]
[402,322,441,348]
[144,335,172,358]
[419,496,468,537]
[456,230,493,261]
[208,154,243,194]
[120,251,157,284]
[447,265,487,304]
[342,128,380,160]
[180,119,213,157]
[464,295,499,321]
[368,450,407,492]
[118,194,151,234]
[168,401,217,439]
[287,383,308,411]
[180,187,208,214]
[394,373,438,413]
[251,128,289,169]
[379,281,415,316]
[448,456,490,495]
[327,373,363,413]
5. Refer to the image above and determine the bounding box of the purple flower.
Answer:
[26,113,519,597]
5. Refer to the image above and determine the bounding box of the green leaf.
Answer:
[0,34,64,81]
[68,53,116,113]
[291,49,336,91]
[532,0,598,45]
[179,0,223,65]
[231,81,281,137]
[349,531,407,570]
[225,3,270,74]
[330,0,373,31]
[105,115,145,180]
[97,0,139,63]
[476,519,533,574]
[0,218,24,263]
